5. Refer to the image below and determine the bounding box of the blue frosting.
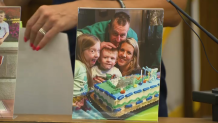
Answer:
[146,96,153,101]
[143,87,150,91]
[134,89,142,94]
[94,84,99,89]
[125,104,132,108]
[150,85,157,88]
[109,94,116,100]
[125,92,133,97]
[136,100,143,105]
[155,93,159,97]
[99,88,104,92]
[113,108,121,113]
[104,91,110,96]
[118,95,125,100]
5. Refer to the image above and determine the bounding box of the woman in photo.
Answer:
[117,37,141,76]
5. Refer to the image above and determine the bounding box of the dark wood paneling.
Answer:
[182,0,193,117]
[198,0,218,118]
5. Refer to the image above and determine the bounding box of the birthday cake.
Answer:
[92,67,160,117]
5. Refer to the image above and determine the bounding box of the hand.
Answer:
[100,42,117,50]
[0,39,4,45]
[94,76,106,83]
[24,3,78,51]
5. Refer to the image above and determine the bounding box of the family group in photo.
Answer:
[72,11,142,119]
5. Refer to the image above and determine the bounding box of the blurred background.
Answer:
[1,0,218,119]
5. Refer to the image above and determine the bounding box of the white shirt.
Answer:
[0,21,9,38]
[92,65,122,79]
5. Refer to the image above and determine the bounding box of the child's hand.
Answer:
[94,76,105,83]
[0,39,3,45]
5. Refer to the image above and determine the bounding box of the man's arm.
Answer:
[71,0,187,27]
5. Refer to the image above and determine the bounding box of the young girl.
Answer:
[72,34,104,119]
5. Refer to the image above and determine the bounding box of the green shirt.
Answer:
[73,60,89,97]
[77,20,138,42]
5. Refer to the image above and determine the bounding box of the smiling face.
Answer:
[98,48,117,70]
[117,42,134,68]
[108,19,129,47]
[83,41,100,67]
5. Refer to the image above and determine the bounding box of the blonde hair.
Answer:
[118,37,140,76]
[76,34,100,87]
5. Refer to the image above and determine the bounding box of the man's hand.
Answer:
[0,39,4,45]
[100,42,117,50]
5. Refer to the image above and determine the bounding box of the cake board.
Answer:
[87,92,159,120]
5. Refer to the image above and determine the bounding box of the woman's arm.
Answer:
[76,0,187,27]
[3,0,31,6]
[24,0,187,50]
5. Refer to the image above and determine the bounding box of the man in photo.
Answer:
[0,10,9,66]
[77,11,138,50]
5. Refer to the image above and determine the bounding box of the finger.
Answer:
[34,21,53,51]
[24,8,41,42]
[95,79,102,83]
[97,77,105,82]
[108,43,117,48]
[36,25,60,50]
[29,15,47,50]
[105,45,113,49]
[94,77,102,83]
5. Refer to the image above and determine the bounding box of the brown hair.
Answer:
[76,34,100,87]
[100,47,118,58]
[118,38,140,76]
[109,11,130,27]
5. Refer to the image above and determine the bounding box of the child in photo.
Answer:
[0,10,9,66]
[73,34,104,119]
[92,47,122,83]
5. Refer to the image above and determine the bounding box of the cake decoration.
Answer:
[92,66,160,117]
[125,104,132,108]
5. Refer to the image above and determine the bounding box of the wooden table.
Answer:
[0,115,216,123]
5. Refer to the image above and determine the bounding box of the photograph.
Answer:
[72,8,164,121]
[0,6,21,119]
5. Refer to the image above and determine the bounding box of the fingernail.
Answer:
[30,43,34,47]
[24,37,27,42]
[36,46,40,51]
